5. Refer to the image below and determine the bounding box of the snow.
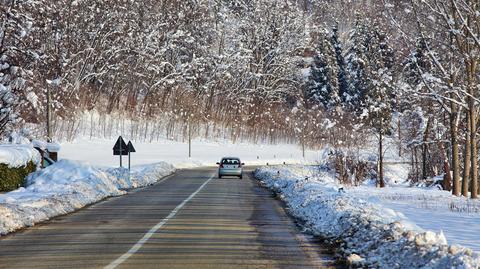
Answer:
[300,67,311,78]
[2,133,478,268]
[0,160,175,235]
[353,187,480,252]
[31,139,47,150]
[254,165,480,268]
[326,137,480,253]
[46,142,61,152]
[25,91,39,109]
[0,144,40,167]
[60,138,319,168]
[0,137,318,237]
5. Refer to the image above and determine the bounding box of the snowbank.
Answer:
[0,144,40,167]
[348,185,480,252]
[254,166,480,268]
[0,160,175,235]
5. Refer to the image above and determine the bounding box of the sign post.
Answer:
[188,120,192,158]
[127,141,136,171]
[113,136,128,167]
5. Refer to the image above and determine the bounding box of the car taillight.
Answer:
[219,164,224,168]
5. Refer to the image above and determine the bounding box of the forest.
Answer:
[1,0,479,197]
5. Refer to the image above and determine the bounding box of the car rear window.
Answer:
[222,158,240,164]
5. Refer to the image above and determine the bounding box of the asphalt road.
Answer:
[0,167,340,269]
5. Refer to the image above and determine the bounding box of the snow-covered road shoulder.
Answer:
[0,160,175,236]
[254,166,480,269]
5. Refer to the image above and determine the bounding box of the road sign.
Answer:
[113,136,128,168]
[127,141,135,171]
[113,136,128,156]
[127,141,136,153]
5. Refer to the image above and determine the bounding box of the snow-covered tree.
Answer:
[344,17,371,112]
[403,38,432,88]
[392,0,479,198]
[364,24,395,188]
[0,1,36,138]
[329,24,349,103]
[344,17,396,187]
[3,0,479,198]
[306,29,340,109]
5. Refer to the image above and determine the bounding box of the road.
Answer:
[0,167,340,269]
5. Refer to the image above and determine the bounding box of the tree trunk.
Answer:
[439,142,452,191]
[302,138,305,158]
[463,112,471,197]
[465,52,477,198]
[413,146,419,182]
[469,98,478,199]
[378,130,385,188]
[422,118,432,180]
[411,147,418,183]
[398,117,402,157]
[450,102,461,196]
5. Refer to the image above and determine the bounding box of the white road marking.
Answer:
[104,174,215,269]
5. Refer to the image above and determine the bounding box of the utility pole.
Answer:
[188,118,192,158]
[46,14,59,143]
[302,136,305,158]
[46,85,51,141]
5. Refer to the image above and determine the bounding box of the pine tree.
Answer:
[0,2,33,138]
[345,19,395,117]
[345,17,396,187]
[330,24,349,103]
[367,23,395,112]
[306,29,340,110]
[365,23,395,188]
[344,17,370,112]
[403,38,432,88]
[0,66,19,138]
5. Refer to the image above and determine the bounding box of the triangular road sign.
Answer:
[127,141,136,153]
[113,136,128,155]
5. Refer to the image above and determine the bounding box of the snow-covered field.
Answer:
[255,165,480,268]
[0,159,174,235]
[350,186,480,253]
[60,137,319,168]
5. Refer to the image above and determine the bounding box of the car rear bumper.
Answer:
[219,168,242,176]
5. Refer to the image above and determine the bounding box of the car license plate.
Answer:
[224,165,237,169]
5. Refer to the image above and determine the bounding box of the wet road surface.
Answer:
[0,167,340,269]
